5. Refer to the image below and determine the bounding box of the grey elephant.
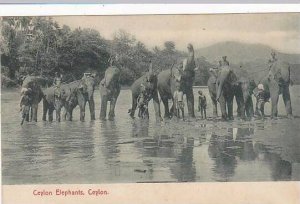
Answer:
[62,75,96,121]
[99,65,121,120]
[157,43,196,118]
[254,60,293,119]
[207,68,224,118]
[20,76,45,123]
[128,63,162,121]
[216,66,255,120]
[42,86,66,122]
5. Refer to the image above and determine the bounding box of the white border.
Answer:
[0,4,299,16]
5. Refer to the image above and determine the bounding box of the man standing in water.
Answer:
[53,72,62,99]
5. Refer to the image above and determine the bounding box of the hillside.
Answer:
[195,41,300,65]
[194,41,300,84]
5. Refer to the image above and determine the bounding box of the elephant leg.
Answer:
[129,96,137,119]
[63,108,67,121]
[219,95,227,120]
[235,93,245,120]
[282,86,293,117]
[261,102,265,118]
[42,100,48,121]
[31,104,38,122]
[89,98,96,120]
[100,95,108,120]
[48,107,54,122]
[186,89,195,118]
[79,102,86,122]
[161,97,170,119]
[269,81,280,119]
[152,91,162,122]
[25,109,30,122]
[212,98,218,118]
[56,108,61,122]
[68,109,74,121]
[108,98,117,121]
[271,94,279,119]
[227,96,234,120]
[247,98,254,119]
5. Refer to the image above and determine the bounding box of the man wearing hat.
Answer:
[221,56,230,66]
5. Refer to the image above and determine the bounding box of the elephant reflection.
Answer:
[234,128,256,161]
[254,142,292,181]
[208,129,237,181]
[137,129,196,182]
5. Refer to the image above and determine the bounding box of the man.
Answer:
[53,72,62,98]
[254,84,267,120]
[173,84,184,120]
[198,90,207,119]
[268,50,278,65]
[221,56,229,66]
[20,88,33,125]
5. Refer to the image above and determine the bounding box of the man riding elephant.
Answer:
[157,43,196,118]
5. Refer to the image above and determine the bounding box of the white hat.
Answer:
[258,84,264,90]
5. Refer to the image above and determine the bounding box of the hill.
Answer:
[194,41,300,84]
[195,41,300,65]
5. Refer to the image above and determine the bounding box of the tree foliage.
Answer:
[1,17,211,87]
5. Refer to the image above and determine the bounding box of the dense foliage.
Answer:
[1,17,212,87]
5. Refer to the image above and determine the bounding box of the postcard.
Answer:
[1,5,300,204]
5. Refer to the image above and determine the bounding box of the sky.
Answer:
[54,13,300,54]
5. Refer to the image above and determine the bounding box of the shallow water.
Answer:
[1,86,300,184]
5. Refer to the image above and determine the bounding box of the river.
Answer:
[1,86,300,184]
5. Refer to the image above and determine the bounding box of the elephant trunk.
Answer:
[216,68,230,102]
[87,88,94,100]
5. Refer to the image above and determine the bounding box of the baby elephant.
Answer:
[43,87,66,122]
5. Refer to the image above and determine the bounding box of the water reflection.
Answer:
[254,142,292,181]
[2,89,299,184]
[100,121,121,177]
[208,127,292,181]
[208,128,237,181]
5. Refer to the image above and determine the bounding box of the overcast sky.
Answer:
[54,13,300,54]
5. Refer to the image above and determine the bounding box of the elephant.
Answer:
[61,75,96,121]
[42,86,66,122]
[20,76,44,123]
[216,66,255,120]
[236,76,256,119]
[99,65,121,120]
[254,60,293,119]
[157,43,196,119]
[207,68,224,118]
[128,62,162,121]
